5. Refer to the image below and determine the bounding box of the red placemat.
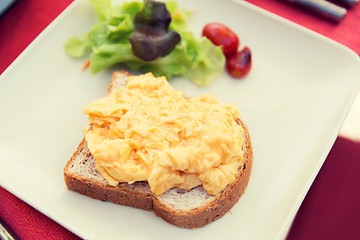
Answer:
[1,0,360,239]
[0,0,73,73]
[0,187,81,240]
[287,137,360,240]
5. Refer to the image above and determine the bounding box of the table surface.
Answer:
[0,0,360,240]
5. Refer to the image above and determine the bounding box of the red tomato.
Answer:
[202,22,239,58]
[226,47,252,78]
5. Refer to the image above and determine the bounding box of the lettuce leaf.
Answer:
[64,0,225,86]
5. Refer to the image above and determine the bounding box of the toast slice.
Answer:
[64,71,253,228]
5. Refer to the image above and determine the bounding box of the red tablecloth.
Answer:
[1,0,360,239]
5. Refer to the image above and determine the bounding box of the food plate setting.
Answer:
[1,0,360,239]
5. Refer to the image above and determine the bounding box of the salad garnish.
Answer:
[64,0,225,86]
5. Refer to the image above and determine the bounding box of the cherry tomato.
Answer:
[226,47,252,78]
[202,23,239,58]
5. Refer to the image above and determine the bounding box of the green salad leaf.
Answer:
[64,0,225,86]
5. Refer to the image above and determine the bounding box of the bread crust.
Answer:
[63,71,253,228]
[152,119,253,228]
[64,138,154,211]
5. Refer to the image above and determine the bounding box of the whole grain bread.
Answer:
[64,71,253,228]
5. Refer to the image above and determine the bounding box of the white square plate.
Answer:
[1,0,360,239]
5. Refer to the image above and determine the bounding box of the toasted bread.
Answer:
[64,71,253,228]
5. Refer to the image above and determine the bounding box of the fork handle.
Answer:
[285,0,347,22]
[0,219,18,240]
[333,0,359,7]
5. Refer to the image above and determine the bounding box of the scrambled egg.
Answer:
[83,73,244,195]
